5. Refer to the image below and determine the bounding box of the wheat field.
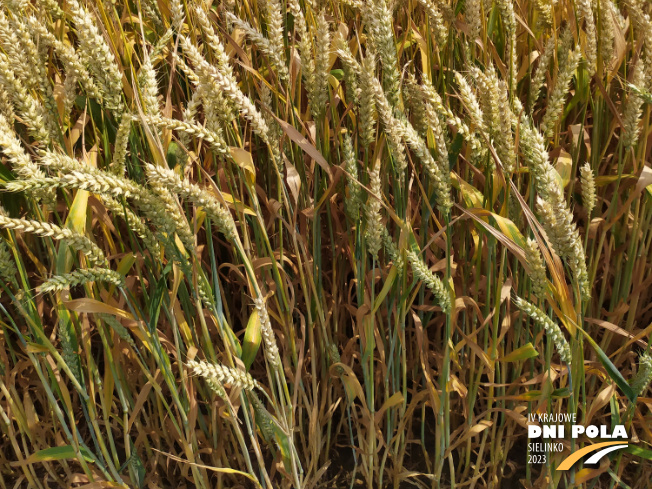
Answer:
[0,0,650,487]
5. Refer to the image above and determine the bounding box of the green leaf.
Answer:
[452,172,484,208]
[518,390,541,400]
[490,214,526,249]
[448,133,464,168]
[581,330,636,403]
[116,253,136,277]
[372,265,398,314]
[551,388,571,398]
[129,448,146,489]
[624,445,652,461]
[26,445,95,464]
[501,343,538,362]
[149,275,167,333]
[554,150,572,188]
[0,160,15,183]
[167,141,180,168]
[133,456,146,489]
[272,424,294,474]
[330,68,344,80]
[58,181,89,273]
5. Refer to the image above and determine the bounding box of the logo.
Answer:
[527,412,628,470]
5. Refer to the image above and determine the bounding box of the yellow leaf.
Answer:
[374,392,404,424]
[574,468,606,485]
[62,298,134,320]
[372,265,398,313]
[116,253,135,277]
[491,213,526,249]
[555,150,573,187]
[229,147,256,183]
[501,343,539,362]
[26,342,50,353]
[220,192,256,216]
[452,172,484,208]
[242,309,262,369]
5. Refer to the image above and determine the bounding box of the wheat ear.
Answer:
[580,163,596,216]
[0,214,107,267]
[513,296,571,363]
[186,359,260,391]
[144,164,237,241]
[407,250,451,313]
[631,353,652,397]
[38,268,124,293]
[253,296,281,368]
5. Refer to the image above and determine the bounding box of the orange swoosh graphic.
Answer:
[557,441,627,471]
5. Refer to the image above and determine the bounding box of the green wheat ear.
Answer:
[407,250,451,314]
[0,237,17,286]
[364,163,383,259]
[580,163,597,216]
[0,213,108,267]
[37,268,124,294]
[523,238,548,300]
[513,296,571,364]
[630,353,652,397]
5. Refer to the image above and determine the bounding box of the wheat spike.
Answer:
[38,268,124,293]
[513,296,571,363]
[253,296,281,368]
[186,359,260,391]
[407,250,451,313]
[0,213,107,267]
[580,163,596,216]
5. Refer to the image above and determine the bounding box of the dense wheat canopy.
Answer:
[0,0,651,487]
